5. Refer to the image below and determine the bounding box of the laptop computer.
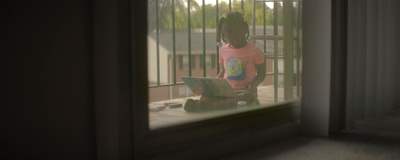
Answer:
[181,76,237,98]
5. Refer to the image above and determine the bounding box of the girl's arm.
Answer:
[217,64,225,78]
[248,62,266,92]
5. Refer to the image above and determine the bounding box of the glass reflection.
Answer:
[147,0,302,129]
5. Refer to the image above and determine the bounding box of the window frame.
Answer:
[94,0,346,159]
[135,0,300,158]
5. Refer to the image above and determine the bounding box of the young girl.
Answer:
[184,11,266,112]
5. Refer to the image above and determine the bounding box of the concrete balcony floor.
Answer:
[149,85,300,129]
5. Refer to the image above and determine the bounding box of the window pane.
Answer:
[148,0,302,129]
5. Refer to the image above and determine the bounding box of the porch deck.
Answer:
[149,85,296,129]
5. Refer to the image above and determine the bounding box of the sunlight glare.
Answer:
[196,0,274,9]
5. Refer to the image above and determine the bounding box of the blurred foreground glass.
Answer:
[147,0,302,129]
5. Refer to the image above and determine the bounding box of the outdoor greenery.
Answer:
[148,0,284,32]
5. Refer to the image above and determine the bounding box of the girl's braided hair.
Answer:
[217,11,250,46]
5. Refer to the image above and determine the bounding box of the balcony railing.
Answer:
[148,0,302,102]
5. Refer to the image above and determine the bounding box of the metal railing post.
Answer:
[229,0,232,11]
[252,0,256,44]
[156,0,160,86]
[172,0,177,84]
[216,0,220,74]
[273,1,279,102]
[188,0,192,76]
[283,0,294,100]
[296,0,301,97]
[202,0,206,77]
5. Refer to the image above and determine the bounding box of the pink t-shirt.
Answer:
[219,42,264,90]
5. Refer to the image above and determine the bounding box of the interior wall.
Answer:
[329,0,347,133]
[387,0,400,109]
[1,1,95,159]
[300,0,332,136]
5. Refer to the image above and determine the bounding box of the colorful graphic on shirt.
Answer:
[226,57,246,80]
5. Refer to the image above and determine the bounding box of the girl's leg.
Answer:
[200,95,237,110]
[237,90,258,105]
[184,95,237,112]
[184,98,205,112]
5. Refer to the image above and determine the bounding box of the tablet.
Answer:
[181,76,237,98]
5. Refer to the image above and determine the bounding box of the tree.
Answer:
[148,0,280,32]
[148,0,200,31]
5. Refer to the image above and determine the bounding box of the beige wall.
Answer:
[147,37,170,84]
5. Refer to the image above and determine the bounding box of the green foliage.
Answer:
[148,0,285,31]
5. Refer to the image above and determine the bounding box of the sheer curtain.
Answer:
[346,0,400,128]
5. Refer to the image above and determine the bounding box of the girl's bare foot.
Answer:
[184,99,204,112]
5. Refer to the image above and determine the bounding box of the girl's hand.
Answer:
[247,84,252,91]
[247,84,257,93]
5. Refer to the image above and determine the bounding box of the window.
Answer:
[94,0,346,159]
[180,55,196,69]
[200,55,215,69]
[105,2,344,159]
[147,0,302,129]
[90,0,352,159]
